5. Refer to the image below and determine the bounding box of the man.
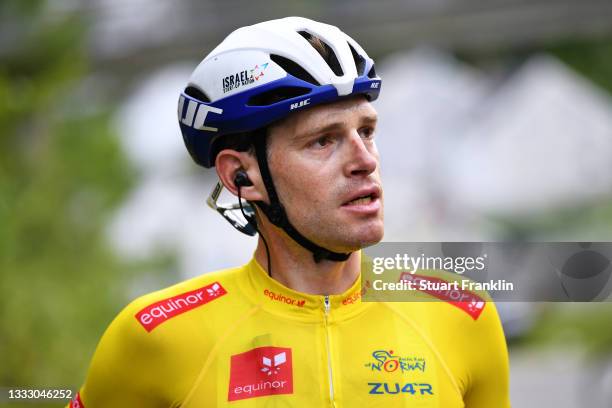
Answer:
[70,17,510,407]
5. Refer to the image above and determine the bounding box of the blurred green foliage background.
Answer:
[1,1,141,405]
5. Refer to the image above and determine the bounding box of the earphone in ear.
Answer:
[234,170,253,188]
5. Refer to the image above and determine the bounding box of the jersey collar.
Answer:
[238,255,372,322]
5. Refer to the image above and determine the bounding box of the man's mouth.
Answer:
[345,194,374,206]
[341,186,381,207]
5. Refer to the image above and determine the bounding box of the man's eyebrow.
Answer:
[361,114,378,124]
[295,114,378,140]
[297,122,344,140]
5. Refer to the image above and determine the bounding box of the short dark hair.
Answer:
[211,131,256,162]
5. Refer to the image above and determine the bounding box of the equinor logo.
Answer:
[261,351,286,375]
[135,282,226,332]
[228,346,293,401]
[263,289,305,307]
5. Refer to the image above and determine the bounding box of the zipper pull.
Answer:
[324,295,331,315]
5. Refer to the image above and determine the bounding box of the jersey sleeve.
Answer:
[462,300,511,408]
[68,300,171,408]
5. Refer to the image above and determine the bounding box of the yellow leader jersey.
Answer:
[70,257,510,407]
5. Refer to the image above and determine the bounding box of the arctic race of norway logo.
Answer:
[365,350,434,397]
[365,350,426,374]
[228,346,293,401]
[222,62,269,93]
[135,282,226,332]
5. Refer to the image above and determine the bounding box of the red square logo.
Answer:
[228,346,293,401]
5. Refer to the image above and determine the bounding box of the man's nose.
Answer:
[344,131,378,177]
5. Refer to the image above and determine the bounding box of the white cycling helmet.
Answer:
[178,16,381,168]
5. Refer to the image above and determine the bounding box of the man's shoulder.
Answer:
[120,263,248,332]
[78,266,251,406]
[97,263,249,346]
[128,265,243,310]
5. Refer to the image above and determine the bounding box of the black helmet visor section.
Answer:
[252,131,350,263]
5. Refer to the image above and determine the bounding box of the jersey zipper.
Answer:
[323,295,335,406]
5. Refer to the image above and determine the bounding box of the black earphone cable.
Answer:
[237,185,272,278]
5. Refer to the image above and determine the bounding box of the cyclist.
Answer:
[70,17,510,407]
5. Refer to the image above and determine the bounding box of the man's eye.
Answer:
[314,135,332,148]
[360,127,375,140]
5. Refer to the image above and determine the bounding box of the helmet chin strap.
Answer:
[252,131,351,263]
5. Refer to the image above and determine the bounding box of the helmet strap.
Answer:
[252,130,350,263]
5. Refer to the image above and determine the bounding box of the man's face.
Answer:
[266,96,384,252]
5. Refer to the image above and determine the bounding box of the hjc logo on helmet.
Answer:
[290,98,310,110]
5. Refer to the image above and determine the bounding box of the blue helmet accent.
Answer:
[178,16,383,168]
[178,73,381,168]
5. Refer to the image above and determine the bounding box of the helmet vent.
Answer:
[347,42,366,76]
[247,86,311,106]
[367,65,377,79]
[184,86,210,103]
[297,31,344,77]
[270,54,320,86]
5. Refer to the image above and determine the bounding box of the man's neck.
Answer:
[253,235,360,296]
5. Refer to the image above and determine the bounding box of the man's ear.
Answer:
[215,149,267,202]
